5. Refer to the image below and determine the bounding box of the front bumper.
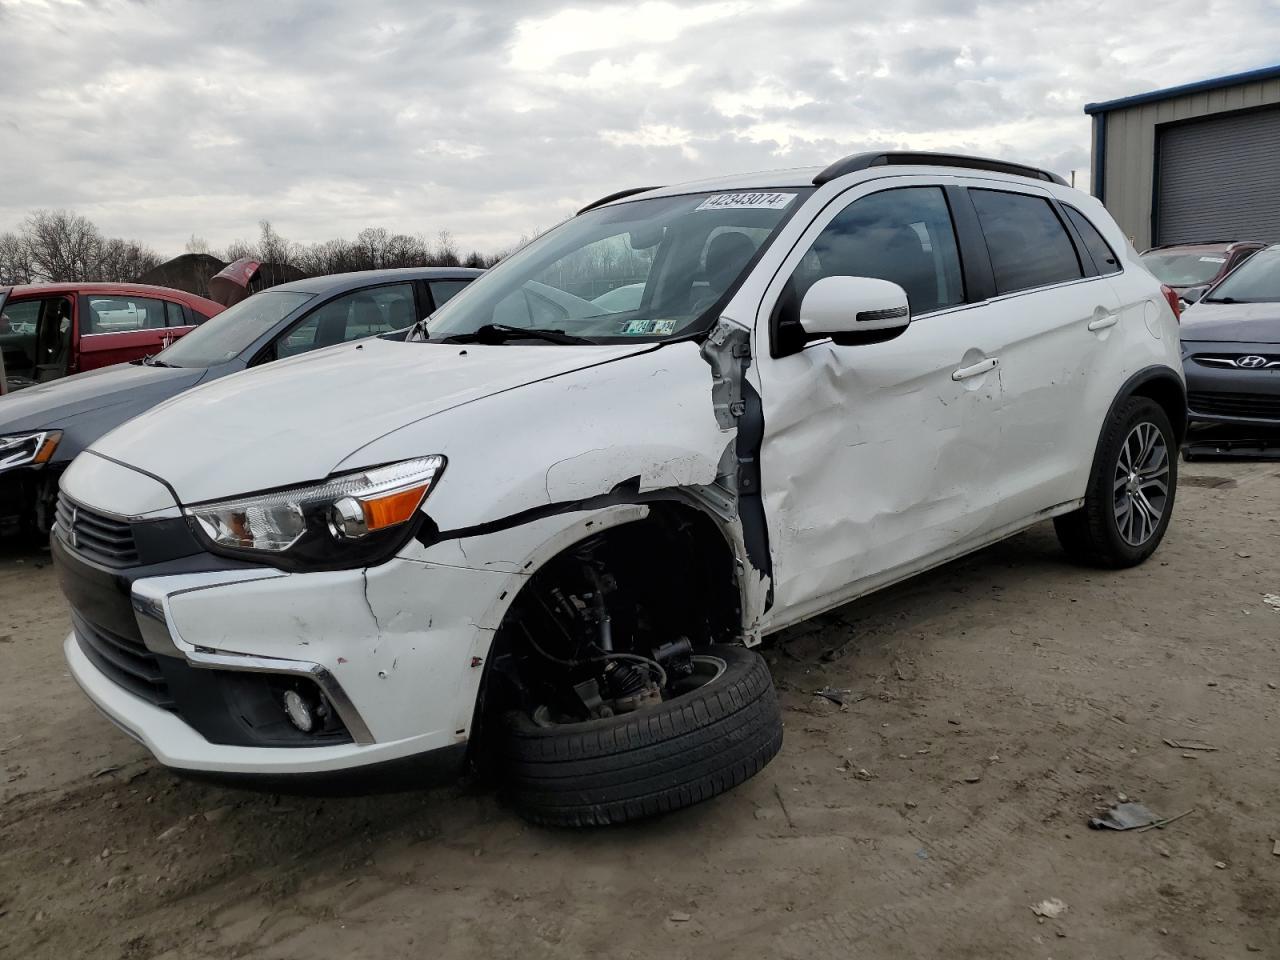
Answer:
[1182,342,1280,426]
[56,521,510,777]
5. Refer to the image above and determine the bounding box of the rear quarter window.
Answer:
[970,189,1083,295]
[1063,205,1121,275]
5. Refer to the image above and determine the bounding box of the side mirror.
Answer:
[799,276,911,346]
[1181,284,1209,305]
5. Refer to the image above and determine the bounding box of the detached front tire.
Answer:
[499,644,782,827]
[1055,396,1177,568]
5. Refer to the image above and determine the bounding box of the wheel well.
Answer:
[1130,373,1187,446]
[497,502,743,651]
[469,503,742,756]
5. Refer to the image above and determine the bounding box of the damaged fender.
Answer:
[340,334,771,645]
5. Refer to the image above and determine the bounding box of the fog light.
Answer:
[282,689,315,733]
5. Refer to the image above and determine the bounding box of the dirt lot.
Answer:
[2,458,1279,959]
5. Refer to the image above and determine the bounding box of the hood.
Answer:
[1179,300,1280,344]
[0,362,206,433]
[92,337,656,503]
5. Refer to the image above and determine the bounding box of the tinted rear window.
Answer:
[1064,206,1120,275]
[970,189,1082,295]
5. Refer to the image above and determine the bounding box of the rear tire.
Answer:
[499,644,782,827]
[1054,396,1177,568]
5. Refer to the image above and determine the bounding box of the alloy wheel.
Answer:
[1113,421,1169,546]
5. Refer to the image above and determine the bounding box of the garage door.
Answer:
[1157,106,1280,244]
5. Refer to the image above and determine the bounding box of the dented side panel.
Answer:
[751,308,1006,626]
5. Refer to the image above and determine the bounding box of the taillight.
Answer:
[1160,284,1182,322]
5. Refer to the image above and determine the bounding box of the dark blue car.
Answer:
[0,267,481,535]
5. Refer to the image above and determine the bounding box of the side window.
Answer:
[970,190,1083,294]
[1063,205,1120,275]
[792,186,965,316]
[85,296,168,333]
[276,283,415,359]
[429,279,471,309]
[164,300,190,327]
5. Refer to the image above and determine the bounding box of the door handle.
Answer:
[952,357,999,381]
[1088,313,1118,331]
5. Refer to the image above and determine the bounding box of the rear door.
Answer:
[954,181,1122,524]
[78,294,171,369]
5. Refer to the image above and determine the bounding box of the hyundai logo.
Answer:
[1236,355,1268,368]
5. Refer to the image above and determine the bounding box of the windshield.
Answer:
[1140,249,1228,286]
[417,189,811,344]
[1204,244,1280,302]
[155,290,314,367]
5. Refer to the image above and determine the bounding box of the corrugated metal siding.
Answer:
[1099,76,1280,248]
[1157,106,1280,244]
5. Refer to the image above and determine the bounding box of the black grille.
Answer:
[1188,391,1280,420]
[1191,353,1280,369]
[72,612,175,709]
[56,494,139,566]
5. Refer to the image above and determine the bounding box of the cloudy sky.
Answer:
[3,0,1279,257]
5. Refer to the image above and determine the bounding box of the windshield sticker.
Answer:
[651,319,677,336]
[623,319,655,335]
[695,192,796,212]
[1199,256,1227,263]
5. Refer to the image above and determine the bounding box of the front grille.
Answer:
[72,611,175,709]
[1188,391,1280,420]
[55,494,139,566]
[1191,353,1280,370]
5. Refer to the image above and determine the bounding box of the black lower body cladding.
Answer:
[499,644,783,827]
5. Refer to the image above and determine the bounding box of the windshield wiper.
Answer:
[143,354,175,367]
[438,323,595,345]
[1202,296,1241,304]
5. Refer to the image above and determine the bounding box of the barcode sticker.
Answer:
[696,192,796,211]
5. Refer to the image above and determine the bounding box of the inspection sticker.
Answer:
[1199,256,1227,263]
[696,192,795,211]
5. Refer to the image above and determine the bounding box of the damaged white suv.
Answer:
[55,152,1184,825]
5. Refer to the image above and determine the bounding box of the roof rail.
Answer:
[577,185,663,215]
[813,151,1068,187]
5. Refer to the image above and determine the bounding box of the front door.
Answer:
[79,294,171,370]
[752,180,1007,629]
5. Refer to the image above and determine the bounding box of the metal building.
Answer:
[1085,64,1280,250]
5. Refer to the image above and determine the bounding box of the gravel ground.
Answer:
[2,457,1279,959]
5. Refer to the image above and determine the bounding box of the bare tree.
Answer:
[0,231,33,284]
[184,234,212,255]
[23,210,103,282]
[96,237,162,281]
[224,237,259,262]
[434,229,460,266]
[257,220,294,266]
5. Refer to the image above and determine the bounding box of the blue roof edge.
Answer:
[1084,63,1280,115]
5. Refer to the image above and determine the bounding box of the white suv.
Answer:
[54,152,1184,825]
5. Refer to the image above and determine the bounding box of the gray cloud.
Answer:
[2,0,1278,256]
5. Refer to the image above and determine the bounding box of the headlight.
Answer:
[0,431,61,472]
[186,456,445,568]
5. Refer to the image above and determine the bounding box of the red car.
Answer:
[0,282,223,394]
